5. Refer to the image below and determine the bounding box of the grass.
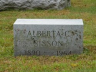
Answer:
[0,0,96,72]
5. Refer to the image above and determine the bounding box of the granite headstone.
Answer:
[0,0,71,10]
[14,19,83,56]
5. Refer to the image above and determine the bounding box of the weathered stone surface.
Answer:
[0,0,71,10]
[14,19,83,56]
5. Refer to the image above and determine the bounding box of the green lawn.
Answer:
[0,0,96,72]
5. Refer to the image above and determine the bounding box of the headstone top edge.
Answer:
[14,19,83,25]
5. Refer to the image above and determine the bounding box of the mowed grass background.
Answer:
[0,0,96,72]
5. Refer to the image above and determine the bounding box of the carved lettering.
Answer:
[15,28,80,56]
[57,51,72,56]
[24,50,40,55]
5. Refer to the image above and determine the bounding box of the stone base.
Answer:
[0,0,71,10]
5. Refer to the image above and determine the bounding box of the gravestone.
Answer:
[14,19,83,56]
[0,0,71,10]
